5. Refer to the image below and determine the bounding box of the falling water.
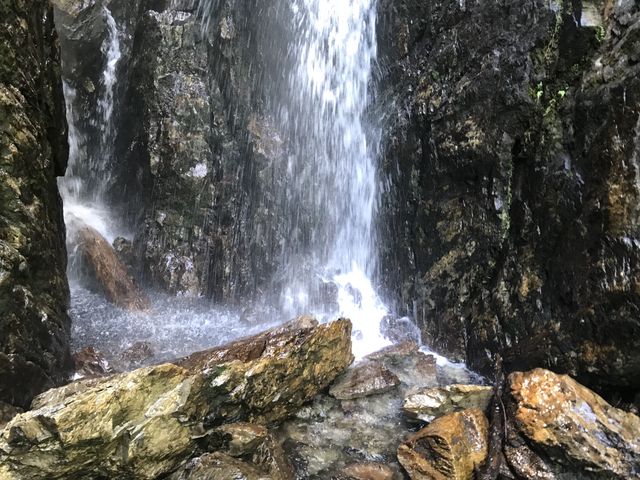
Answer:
[59,6,122,249]
[272,1,391,357]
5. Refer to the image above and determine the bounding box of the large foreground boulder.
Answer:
[506,368,640,479]
[0,318,353,479]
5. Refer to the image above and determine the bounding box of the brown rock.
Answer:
[71,223,150,311]
[342,462,395,480]
[72,346,112,378]
[329,361,400,400]
[122,341,155,367]
[397,409,489,480]
[508,369,640,479]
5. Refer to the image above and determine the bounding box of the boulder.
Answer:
[341,462,396,480]
[71,224,150,311]
[507,368,640,479]
[0,319,353,479]
[329,361,400,400]
[397,409,489,480]
[72,346,113,378]
[403,384,493,423]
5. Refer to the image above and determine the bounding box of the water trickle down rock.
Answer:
[0,318,352,480]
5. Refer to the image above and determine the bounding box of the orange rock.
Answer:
[74,225,150,311]
[508,368,640,478]
[397,409,489,480]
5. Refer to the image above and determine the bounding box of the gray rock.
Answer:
[330,361,400,400]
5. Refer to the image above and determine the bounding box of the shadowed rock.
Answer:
[0,319,353,479]
[72,223,150,311]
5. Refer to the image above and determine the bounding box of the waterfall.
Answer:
[59,5,122,248]
[273,0,391,357]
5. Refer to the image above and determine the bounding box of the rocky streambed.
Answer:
[1,318,638,480]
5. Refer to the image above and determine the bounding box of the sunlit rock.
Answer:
[0,319,352,479]
[71,223,150,311]
[329,361,400,400]
[507,368,640,479]
[403,384,493,423]
[397,409,489,480]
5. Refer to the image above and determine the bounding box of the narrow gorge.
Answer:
[1,0,639,479]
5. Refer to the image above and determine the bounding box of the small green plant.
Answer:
[595,26,606,43]
[557,89,566,99]
[530,82,544,101]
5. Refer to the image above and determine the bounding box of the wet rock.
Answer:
[397,409,489,480]
[72,346,113,378]
[207,423,294,480]
[403,384,493,423]
[330,361,400,400]
[0,0,71,409]
[0,319,352,479]
[364,341,419,362]
[507,368,640,479]
[378,0,640,395]
[0,403,22,432]
[380,316,422,344]
[71,224,151,311]
[169,452,271,480]
[113,236,136,272]
[342,462,396,480]
[121,341,155,368]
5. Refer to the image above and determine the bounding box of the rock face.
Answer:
[70,223,150,310]
[506,368,640,479]
[53,0,290,301]
[397,409,489,480]
[0,319,352,479]
[0,0,71,408]
[378,0,640,395]
[403,384,493,423]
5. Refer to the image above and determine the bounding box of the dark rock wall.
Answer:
[378,0,640,395]
[0,0,71,408]
[56,0,288,302]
